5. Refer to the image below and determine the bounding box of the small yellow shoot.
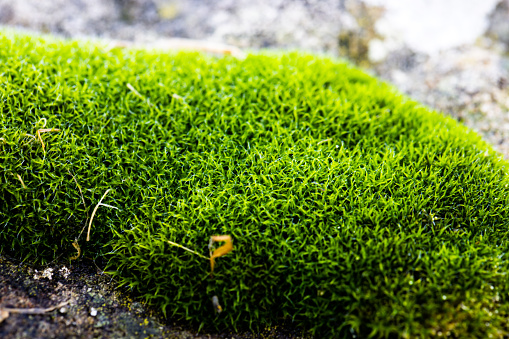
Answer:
[209,235,233,273]
[70,239,81,260]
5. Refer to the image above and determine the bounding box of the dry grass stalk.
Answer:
[86,189,120,242]
[317,138,332,145]
[167,240,208,260]
[167,235,233,273]
[11,173,27,189]
[37,128,61,150]
[0,300,70,323]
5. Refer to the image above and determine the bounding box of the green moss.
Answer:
[2,32,509,338]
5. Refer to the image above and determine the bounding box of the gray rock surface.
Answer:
[2,0,507,157]
[487,0,509,48]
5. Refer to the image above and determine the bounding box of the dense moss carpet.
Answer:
[2,32,509,337]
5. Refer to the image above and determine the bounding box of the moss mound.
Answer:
[2,32,509,337]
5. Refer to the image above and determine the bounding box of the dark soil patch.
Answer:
[0,256,305,338]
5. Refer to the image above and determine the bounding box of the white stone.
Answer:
[364,0,500,55]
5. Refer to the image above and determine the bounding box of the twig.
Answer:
[86,189,120,241]
[1,300,69,315]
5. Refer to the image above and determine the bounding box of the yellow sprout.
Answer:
[209,235,233,273]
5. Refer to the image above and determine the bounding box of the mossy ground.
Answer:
[2,32,509,338]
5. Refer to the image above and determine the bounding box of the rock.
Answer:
[486,0,509,48]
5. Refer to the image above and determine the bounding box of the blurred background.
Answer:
[0,0,508,157]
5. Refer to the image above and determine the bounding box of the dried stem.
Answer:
[12,173,27,189]
[317,138,332,145]
[127,83,154,107]
[167,240,209,260]
[87,189,119,241]
[1,300,69,315]
[37,128,61,150]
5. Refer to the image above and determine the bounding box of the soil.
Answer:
[0,255,307,339]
